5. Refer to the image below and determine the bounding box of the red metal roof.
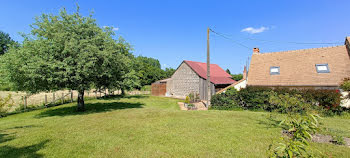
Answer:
[184,60,236,85]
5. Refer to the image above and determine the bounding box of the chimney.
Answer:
[253,48,260,54]
[243,66,247,79]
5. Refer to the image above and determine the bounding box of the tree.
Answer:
[0,6,135,111]
[164,67,175,78]
[133,56,165,87]
[0,31,17,55]
[231,74,243,81]
[225,68,231,75]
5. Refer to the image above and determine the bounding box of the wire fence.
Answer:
[0,89,150,113]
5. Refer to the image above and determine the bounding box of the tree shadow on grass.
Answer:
[100,94,149,100]
[256,116,282,129]
[1,125,41,144]
[0,132,15,144]
[35,101,144,118]
[0,140,49,158]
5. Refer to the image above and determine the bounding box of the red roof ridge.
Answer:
[182,60,235,85]
[184,60,220,66]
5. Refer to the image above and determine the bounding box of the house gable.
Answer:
[169,62,200,97]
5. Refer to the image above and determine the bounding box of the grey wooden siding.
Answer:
[199,78,215,100]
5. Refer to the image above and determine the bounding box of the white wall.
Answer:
[234,80,247,91]
[340,91,350,108]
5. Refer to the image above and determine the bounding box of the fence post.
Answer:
[53,93,55,104]
[61,93,64,104]
[24,96,27,110]
[100,91,102,98]
[105,89,107,97]
[95,91,97,99]
[71,91,73,102]
[45,94,47,105]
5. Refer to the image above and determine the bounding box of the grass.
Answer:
[0,95,349,157]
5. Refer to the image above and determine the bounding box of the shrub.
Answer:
[236,86,271,110]
[267,91,312,114]
[184,96,190,104]
[211,87,241,110]
[340,78,350,91]
[340,78,350,99]
[268,113,321,157]
[211,86,345,115]
[187,92,200,103]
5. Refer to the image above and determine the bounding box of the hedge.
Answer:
[211,86,348,115]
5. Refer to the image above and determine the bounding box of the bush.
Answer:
[188,92,200,103]
[340,78,350,91]
[236,86,272,110]
[211,87,240,110]
[340,78,350,99]
[211,86,346,115]
[184,96,190,104]
[268,113,321,157]
[267,91,312,114]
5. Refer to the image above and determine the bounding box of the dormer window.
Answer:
[316,64,330,73]
[270,66,280,75]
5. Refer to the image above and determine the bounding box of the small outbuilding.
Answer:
[151,78,170,96]
[163,60,236,99]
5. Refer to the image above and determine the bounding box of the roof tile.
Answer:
[184,60,235,85]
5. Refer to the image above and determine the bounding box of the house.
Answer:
[163,60,236,99]
[217,66,248,93]
[248,37,350,89]
[218,36,350,93]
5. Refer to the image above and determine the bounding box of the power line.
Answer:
[209,29,251,50]
[210,28,344,45]
[241,36,343,45]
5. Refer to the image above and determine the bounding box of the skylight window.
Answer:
[316,64,330,73]
[270,66,280,75]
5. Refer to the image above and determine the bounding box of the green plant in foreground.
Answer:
[268,113,321,158]
[267,93,322,158]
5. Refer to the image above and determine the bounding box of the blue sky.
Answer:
[1,0,349,74]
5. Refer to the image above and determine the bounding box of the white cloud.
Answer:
[103,25,119,31]
[241,26,269,34]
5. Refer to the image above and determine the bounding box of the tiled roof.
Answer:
[248,44,350,86]
[184,60,236,85]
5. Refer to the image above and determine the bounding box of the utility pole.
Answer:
[207,27,211,107]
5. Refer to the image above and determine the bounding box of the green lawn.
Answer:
[0,95,349,157]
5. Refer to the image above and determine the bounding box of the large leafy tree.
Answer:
[0,7,136,111]
[0,31,16,55]
[133,56,165,87]
[164,67,175,78]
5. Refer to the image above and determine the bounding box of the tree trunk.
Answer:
[77,90,85,111]
[121,88,126,96]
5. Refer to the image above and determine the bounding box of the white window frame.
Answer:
[270,66,280,75]
[315,64,330,73]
